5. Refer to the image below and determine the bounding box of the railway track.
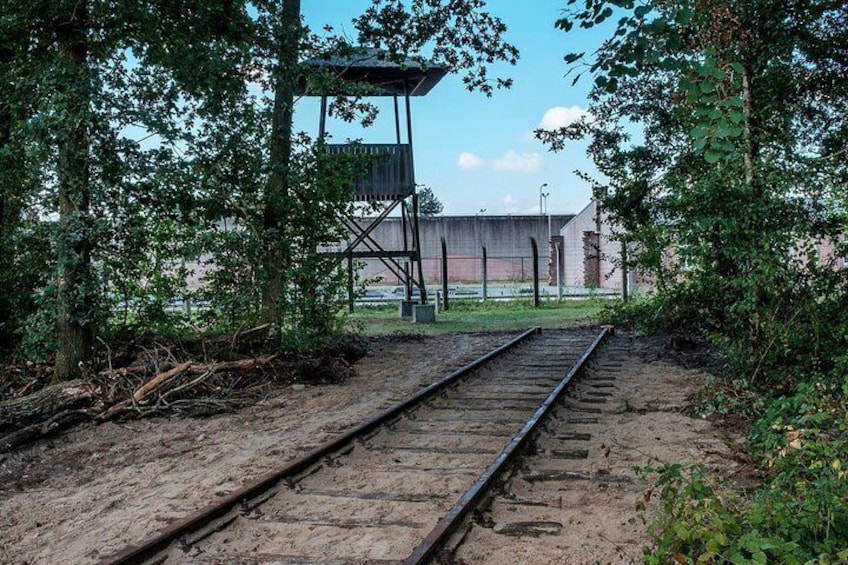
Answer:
[99,326,611,565]
[454,332,653,563]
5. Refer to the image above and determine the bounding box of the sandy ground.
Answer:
[0,332,512,564]
[161,330,598,563]
[0,330,744,565]
[453,332,743,564]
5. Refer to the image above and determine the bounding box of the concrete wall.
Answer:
[815,239,846,269]
[793,237,846,270]
[344,214,573,284]
[560,200,633,290]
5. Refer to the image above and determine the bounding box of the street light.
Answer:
[539,183,549,215]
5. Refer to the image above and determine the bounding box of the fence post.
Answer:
[530,237,540,308]
[441,236,449,312]
[556,242,563,301]
[347,255,355,313]
[482,245,488,301]
[621,237,629,302]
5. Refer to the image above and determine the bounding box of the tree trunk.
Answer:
[54,2,95,381]
[0,379,95,434]
[0,44,18,349]
[260,0,301,325]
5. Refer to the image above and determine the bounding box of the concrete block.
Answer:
[399,300,417,318]
[413,304,436,323]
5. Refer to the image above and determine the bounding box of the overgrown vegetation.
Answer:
[640,375,848,563]
[551,0,848,562]
[0,1,518,381]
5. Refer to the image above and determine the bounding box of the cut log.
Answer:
[233,323,271,344]
[0,409,92,453]
[0,379,95,433]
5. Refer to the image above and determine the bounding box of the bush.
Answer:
[643,463,807,564]
[643,373,848,564]
[599,282,718,336]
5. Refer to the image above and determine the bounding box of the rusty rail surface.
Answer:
[98,327,541,565]
[404,325,612,564]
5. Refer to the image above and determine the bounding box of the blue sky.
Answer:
[293,1,610,216]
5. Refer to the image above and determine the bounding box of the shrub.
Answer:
[643,374,848,564]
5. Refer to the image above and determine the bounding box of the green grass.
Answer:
[346,298,605,335]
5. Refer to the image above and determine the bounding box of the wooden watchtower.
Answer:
[300,48,446,305]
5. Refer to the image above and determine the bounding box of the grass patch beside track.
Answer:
[346,298,605,335]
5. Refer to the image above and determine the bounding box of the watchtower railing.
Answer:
[327,143,413,201]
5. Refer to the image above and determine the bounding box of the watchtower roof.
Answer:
[299,47,447,97]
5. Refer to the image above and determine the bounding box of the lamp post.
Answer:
[539,183,548,215]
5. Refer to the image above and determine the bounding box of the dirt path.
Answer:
[0,330,742,564]
[0,332,513,564]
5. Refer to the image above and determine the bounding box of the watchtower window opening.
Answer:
[328,144,412,202]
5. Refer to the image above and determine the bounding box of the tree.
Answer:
[1,0,254,379]
[253,0,519,328]
[0,22,40,355]
[417,186,444,216]
[546,0,848,379]
[0,0,520,376]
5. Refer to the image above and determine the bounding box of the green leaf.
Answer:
[555,18,574,32]
[675,7,693,25]
[692,124,709,139]
[564,52,584,64]
[704,149,723,163]
[595,7,614,24]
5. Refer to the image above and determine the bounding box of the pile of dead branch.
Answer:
[0,329,367,454]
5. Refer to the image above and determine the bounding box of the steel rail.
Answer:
[97,327,541,565]
[404,325,612,565]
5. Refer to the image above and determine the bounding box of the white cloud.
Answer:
[491,150,544,173]
[457,150,544,173]
[457,152,485,170]
[500,194,544,214]
[503,194,520,214]
[539,105,588,131]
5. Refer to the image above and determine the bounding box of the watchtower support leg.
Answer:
[402,200,412,300]
[412,193,427,303]
[347,255,354,313]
